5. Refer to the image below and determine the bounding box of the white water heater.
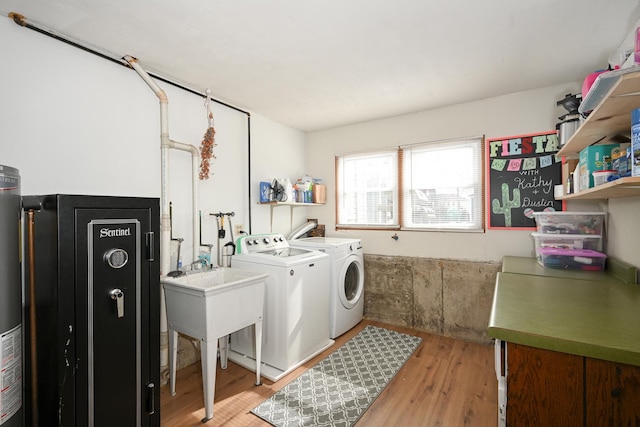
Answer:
[0,165,22,427]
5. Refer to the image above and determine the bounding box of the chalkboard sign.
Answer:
[486,131,565,229]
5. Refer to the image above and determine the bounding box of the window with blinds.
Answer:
[336,149,399,228]
[335,136,484,232]
[401,137,484,231]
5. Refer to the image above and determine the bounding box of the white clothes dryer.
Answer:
[289,237,364,339]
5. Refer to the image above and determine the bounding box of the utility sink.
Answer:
[162,267,268,296]
[161,267,268,422]
[162,267,268,342]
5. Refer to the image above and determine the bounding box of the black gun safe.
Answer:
[22,195,160,426]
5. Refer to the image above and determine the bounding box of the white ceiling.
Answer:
[3,1,639,131]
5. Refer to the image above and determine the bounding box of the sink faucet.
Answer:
[190,259,206,270]
[188,258,218,273]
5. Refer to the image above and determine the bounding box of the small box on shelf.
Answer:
[260,181,272,203]
[578,144,619,191]
[312,184,326,204]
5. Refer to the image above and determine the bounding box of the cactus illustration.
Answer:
[492,183,521,227]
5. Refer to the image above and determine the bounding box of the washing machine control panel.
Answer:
[238,233,288,253]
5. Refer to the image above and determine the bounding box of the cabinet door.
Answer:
[76,209,158,426]
[507,343,583,426]
[585,357,640,426]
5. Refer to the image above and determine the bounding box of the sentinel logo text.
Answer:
[100,228,132,238]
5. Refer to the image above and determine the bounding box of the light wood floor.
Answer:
[160,320,498,426]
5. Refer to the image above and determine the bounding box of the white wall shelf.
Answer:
[558,177,640,200]
[258,201,325,232]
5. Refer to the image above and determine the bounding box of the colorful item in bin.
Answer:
[531,233,602,252]
[536,247,606,271]
[612,147,631,177]
[582,70,608,101]
[294,174,314,203]
[636,26,640,64]
[632,108,640,177]
[532,211,605,235]
[259,181,272,202]
[578,144,619,190]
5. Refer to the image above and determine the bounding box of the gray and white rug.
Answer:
[251,325,422,427]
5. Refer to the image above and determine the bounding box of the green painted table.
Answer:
[489,257,640,367]
[501,255,637,284]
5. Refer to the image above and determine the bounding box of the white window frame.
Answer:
[335,149,399,229]
[401,137,484,232]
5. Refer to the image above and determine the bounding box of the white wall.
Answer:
[607,197,640,269]
[247,114,310,235]
[0,17,305,267]
[305,85,640,264]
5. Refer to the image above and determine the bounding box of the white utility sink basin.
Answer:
[163,267,267,296]
[161,267,268,422]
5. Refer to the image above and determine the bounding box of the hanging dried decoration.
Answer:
[199,89,217,180]
[199,126,216,180]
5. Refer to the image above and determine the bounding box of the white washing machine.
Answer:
[289,237,364,339]
[228,233,333,381]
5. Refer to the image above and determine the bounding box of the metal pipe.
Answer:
[27,209,38,426]
[209,211,236,218]
[124,55,200,384]
[199,211,213,265]
[247,114,252,234]
[9,12,250,114]
[122,56,171,272]
[123,55,171,379]
[213,215,222,266]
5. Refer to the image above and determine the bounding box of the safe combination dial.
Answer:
[104,248,129,269]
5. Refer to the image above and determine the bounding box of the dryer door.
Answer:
[338,254,364,309]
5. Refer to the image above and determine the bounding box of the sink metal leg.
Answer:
[219,335,228,369]
[254,320,262,386]
[200,340,218,422]
[169,329,178,396]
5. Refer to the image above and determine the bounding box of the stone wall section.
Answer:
[364,255,501,344]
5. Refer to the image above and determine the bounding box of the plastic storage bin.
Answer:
[532,211,605,235]
[536,247,606,271]
[531,233,602,252]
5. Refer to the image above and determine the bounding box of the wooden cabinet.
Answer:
[557,70,640,200]
[506,343,583,426]
[585,357,640,427]
[506,343,640,426]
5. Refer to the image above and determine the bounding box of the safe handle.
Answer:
[109,288,125,318]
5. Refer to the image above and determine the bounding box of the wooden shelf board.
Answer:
[258,201,325,206]
[558,177,640,200]
[558,71,640,157]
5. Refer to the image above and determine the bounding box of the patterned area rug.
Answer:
[251,325,422,427]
